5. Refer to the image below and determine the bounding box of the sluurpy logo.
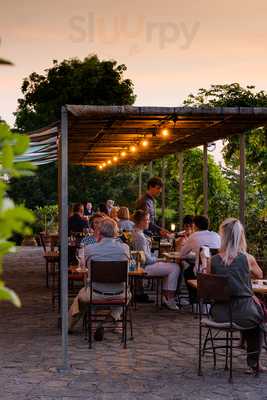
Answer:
[68,13,200,56]
[0,38,13,65]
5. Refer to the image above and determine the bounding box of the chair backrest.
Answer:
[39,232,48,252]
[40,232,59,252]
[198,247,219,273]
[197,273,231,303]
[90,260,128,284]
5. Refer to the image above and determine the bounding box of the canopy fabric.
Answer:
[17,124,59,165]
[26,105,267,167]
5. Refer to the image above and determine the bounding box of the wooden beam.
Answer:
[239,133,246,226]
[178,152,184,230]
[59,107,69,371]
[203,144,208,216]
[138,165,143,198]
[161,159,166,228]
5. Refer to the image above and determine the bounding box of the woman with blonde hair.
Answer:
[210,218,265,373]
[109,206,120,223]
[117,207,134,231]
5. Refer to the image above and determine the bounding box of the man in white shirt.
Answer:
[180,215,221,304]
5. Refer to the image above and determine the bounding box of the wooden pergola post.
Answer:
[149,161,153,177]
[59,106,69,371]
[239,133,246,226]
[138,164,143,198]
[161,159,166,228]
[203,144,208,216]
[178,152,184,230]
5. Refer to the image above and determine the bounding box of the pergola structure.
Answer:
[28,105,267,370]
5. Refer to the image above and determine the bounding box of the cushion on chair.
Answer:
[44,251,59,261]
[91,298,127,305]
[69,273,85,281]
[201,317,245,331]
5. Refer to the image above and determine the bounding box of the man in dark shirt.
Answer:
[136,176,170,237]
[68,203,89,234]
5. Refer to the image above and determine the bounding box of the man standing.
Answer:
[136,176,170,237]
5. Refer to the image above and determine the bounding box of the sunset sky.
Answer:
[1,0,267,129]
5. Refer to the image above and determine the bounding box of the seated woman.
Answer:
[175,214,193,251]
[132,210,180,311]
[109,206,120,223]
[209,217,265,373]
[117,207,135,232]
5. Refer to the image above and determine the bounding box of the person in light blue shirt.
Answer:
[69,217,130,331]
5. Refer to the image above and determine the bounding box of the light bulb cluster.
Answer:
[98,128,170,170]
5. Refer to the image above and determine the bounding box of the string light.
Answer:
[113,156,118,162]
[121,150,127,157]
[162,129,169,137]
[141,139,148,147]
[107,160,112,165]
[130,145,137,153]
[103,162,106,167]
[99,165,103,170]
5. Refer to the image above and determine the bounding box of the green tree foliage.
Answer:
[10,55,136,209]
[15,55,136,131]
[184,83,267,256]
[152,149,234,230]
[0,122,35,306]
[183,83,267,183]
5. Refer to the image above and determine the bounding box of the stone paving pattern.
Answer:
[1,247,267,400]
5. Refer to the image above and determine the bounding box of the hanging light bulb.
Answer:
[121,150,127,157]
[99,165,103,170]
[103,162,106,167]
[113,156,118,162]
[107,160,112,165]
[162,129,169,137]
[141,139,148,147]
[130,145,137,153]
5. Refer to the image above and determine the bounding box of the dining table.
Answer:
[188,278,267,296]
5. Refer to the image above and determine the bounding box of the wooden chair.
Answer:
[197,273,259,382]
[87,260,133,349]
[39,232,59,290]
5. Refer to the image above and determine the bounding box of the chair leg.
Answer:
[209,329,217,369]
[225,331,229,371]
[129,306,133,340]
[202,329,210,355]
[88,306,92,349]
[124,306,127,349]
[198,321,203,376]
[160,279,163,307]
[156,279,159,307]
[121,306,125,345]
[46,260,49,288]
[57,266,61,314]
[51,265,56,310]
[83,313,88,340]
[229,330,233,383]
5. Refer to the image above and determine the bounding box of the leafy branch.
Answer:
[0,122,36,306]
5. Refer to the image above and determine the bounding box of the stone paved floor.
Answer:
[1,247,267,400]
